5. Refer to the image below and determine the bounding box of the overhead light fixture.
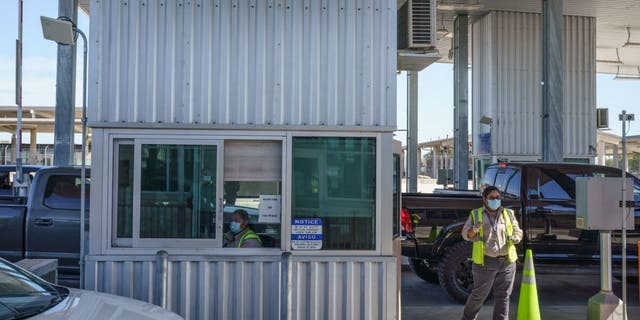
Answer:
[614,65,640,81]
[437,3,484,11]
[40,16,76,45]
[596,48,623,65]
[622,27,640,48]
[437,2,484,12]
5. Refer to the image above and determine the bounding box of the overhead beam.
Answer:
[53,0,78,166]
[542,0,564,162]
[453,14,469,190]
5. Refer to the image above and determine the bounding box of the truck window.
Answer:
[0,172,11,195]
[481,167,498,190]
[536,170,571,200]
[494,168,516,192]
[505,171,521,197]
[43,175,90,210]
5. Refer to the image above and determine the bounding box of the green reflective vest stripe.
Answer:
[237,229,262,248]
[470,208,517,265]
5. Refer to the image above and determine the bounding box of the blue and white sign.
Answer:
[291,218,323,250]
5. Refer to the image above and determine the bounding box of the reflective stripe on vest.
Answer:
[237,229,262,248]
[470,208,518,265]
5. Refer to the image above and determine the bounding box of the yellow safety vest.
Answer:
[237,229,262,248]
[470,207,518,265]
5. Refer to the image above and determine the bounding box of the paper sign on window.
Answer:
[258,195,281,223]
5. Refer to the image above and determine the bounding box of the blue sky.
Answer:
[0,2,638,145]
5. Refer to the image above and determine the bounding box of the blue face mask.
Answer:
[487,199,501,210]
[230,221,242,233]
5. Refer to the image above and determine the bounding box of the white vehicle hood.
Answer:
[31,288,183,320]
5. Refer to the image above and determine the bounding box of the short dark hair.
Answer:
[482,186,500,198]
[232,209,250,223]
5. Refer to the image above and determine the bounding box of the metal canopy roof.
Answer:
[434,0,640,75]
[80,0,639,75]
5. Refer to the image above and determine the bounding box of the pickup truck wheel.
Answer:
[438,241,473,304]
[409,258,439,284]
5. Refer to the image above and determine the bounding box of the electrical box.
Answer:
[576,177,634,230]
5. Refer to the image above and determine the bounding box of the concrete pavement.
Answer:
[401,269,640,319]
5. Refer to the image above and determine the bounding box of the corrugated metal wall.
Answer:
[472,11,596,159]
[85,255,397,320]
[289,256,396,320]
[564,15,596,157]
[85,255,282,320]
[88,0,397,129]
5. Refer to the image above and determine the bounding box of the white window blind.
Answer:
[224,141,282,181]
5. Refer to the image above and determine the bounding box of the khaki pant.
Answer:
[462,256,516,320]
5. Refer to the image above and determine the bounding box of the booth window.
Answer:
[113,138,283,249]
[139,144,218,239]
[223,141,282,248]
[113,141,221,247]
[292,137,376,250]
[393,153,401,238]
[116,143,133,238]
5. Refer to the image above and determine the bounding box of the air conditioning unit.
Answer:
[398,0,436,49]
[596,108,609,129]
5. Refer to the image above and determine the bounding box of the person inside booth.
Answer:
[223,209,263,248]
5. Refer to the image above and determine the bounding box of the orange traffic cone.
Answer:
[517,249,541,320]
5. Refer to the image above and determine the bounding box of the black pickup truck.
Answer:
[401,162,640,303]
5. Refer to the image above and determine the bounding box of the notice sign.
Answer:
[258,195,281,223]
[291,218,323,250]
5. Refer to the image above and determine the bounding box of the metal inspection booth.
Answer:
[84,0,400,319]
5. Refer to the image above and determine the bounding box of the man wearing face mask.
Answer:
[224,209,263,248]
[461,186,523,320]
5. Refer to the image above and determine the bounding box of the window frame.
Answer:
[112,139,133,247]
[133,138,225,248]
[102,130,382,256]
[105,131,287,255]
[286,132,381,255]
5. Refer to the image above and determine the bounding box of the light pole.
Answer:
[40,16,88,289]
[620,110,635,320]
[14,0,29,197]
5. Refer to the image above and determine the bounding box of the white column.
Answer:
[11,134,16,163]
[30,129,37,164]
[612,144,619,168]
[597,141,605,165]
[432,148,439,179]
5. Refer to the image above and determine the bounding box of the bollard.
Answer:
[155,250,169,309]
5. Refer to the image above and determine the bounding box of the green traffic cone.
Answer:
[517,249,541,320]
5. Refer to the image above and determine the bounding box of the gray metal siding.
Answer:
[88,0,397,128]
[85,255,397,320]
[289,257,396,320]
[86,256,282,320]
[472,11,596,159]
[563,15,596,158]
